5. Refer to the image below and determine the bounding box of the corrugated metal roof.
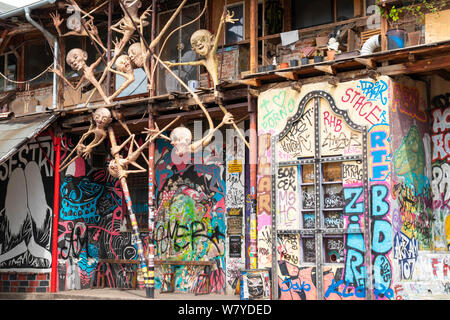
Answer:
[0,113,58,165]
[0,2,16,13]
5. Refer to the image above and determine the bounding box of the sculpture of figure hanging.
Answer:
[108,115,181,179]
[105,40,136,100]
[110,0,150,55]
[161,9,250,149]
[82,0,154,106]
[159,112,234,161]
[164,10,238,95]
[50,0,106,51]
[59,107,112,171]
[52,48,111,104]
[126,0,188,89]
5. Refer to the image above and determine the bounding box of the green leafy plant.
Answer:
[377,0,446,27]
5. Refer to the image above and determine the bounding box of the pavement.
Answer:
[0,288,241,300]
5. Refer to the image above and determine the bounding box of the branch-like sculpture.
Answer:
[164,10,250,149]
[164,10,238,95]
[59,107,112,172]
[52,48,111,104]
[50,0,106,51]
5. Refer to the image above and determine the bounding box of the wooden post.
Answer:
[57,38,65,109]
[150,0,157,97]
[108,126,153,298]
[147,0,157,298]
[147,103,156,299]
[106,0,113,96]
[380,6,388,51]
[250,0,258,73]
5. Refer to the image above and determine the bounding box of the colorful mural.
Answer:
[153,136,227,293]
[258,77,394,300]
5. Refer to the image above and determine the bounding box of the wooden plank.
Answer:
[239,78,262,87]
[355,57,377,69]
[98,259,214,266]
[377,55,450,76]
[314,65,336,75]
[275,71,299,80]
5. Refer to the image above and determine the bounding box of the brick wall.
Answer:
[0,273,50,293]
[200,47,240,88]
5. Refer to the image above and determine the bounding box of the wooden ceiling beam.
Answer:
[377,55,450,76]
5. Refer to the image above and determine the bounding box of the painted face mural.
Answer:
[60,176,104,224]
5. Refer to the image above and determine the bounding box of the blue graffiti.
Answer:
[325,279,366,298]
[60,176,103,223]
[358,79,388,105]
[369,129,392,182]
[371,184,393,299]
[343,186,366,288]
[373,282,394,299]
[280,277,311,292]
[78,243,98,277]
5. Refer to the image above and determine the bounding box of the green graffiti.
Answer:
[393,125,430,196]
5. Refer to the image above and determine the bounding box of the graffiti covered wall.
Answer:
[57,134,148,291]
[390,75,450,299]
[0,136,54,273]
[153,131,227,293]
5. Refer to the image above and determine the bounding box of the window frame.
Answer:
[225,1,246,45]
[0,50,17,93]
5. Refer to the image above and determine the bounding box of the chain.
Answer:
[0,63,53,85]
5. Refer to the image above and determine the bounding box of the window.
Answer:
[0,52,17,92]
[225,3,244,44]
[127,171,149,230]
[157,3,200,95]
[291,0,355,29]
[25,40,53,87]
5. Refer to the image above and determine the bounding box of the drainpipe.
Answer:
[24,6,58,110]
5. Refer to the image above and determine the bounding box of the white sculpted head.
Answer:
[190,29,214,57]
[170,126,192,158]
[66,48,88,71]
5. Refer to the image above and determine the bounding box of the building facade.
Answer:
[0,0,448,300]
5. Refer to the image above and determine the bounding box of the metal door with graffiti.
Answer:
[271,90,371,300]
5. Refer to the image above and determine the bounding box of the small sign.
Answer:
[227,216,243,235]
[227,208,243,216]
[229,236,241,258]
[228,160,242,173]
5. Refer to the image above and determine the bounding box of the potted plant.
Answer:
[314,50,324,63]
[301,55,310,65]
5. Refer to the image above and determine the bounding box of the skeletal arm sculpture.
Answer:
[50,3,106,52]
[59,107,112,172]
[163,10,249,149]
[52,48,111,104]
[84,1,152,106]
[164,10,238,92]
[108,116,181,179]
